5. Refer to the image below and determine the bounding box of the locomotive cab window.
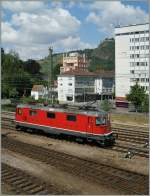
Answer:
[67,115,76,121]
[47,112,55,119]
[17,108,22,115]
[96,117,106,126]
[29,110,37,116]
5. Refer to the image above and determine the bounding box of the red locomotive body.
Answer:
[15,104,115,146]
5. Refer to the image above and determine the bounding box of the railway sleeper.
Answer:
[2,173,19,180]
[5,175,24,184]
[28,185,45,194]
[14,180,33,187]
[22,183,39,192]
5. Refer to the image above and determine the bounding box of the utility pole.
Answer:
[48,46,53,102]
[83,87,86,104]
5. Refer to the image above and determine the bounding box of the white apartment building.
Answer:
[58,70,114,103]
[58,71,95,103]
[115,23,149,105]
[60,52,88,73]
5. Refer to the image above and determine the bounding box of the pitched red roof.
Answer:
[60,70,97,76]
[32,85,44,91]
[59,69,114,78]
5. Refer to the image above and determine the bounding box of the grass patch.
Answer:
[110,113,148,125]
[2,104,16,112]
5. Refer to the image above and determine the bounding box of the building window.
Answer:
[130,78,135,82]
[66,96,73,101]
[141,78,145,82]
[60,83,63,86]
[130,70,134,74]
[136,62,139,66]
[47,112,55,119]
[130,54,134,58]
[130,62,135,66]
[68,83,72,86]
[67,115,76,121]
[140,62,145,66]
[146,78,149,82]
[29,110,37,116]
[140,37,145,42]
[135,38,139,42]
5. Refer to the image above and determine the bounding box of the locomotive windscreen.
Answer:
[95,116,107,126]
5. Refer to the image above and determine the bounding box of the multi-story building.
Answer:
[60,52,88,73]
[115,23,149,106]
[58,70,114,103]
[94,70,115,96]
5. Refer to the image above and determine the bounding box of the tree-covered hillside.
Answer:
[38,53,63,76]
[89,38,115,71]
[38,38,115,79]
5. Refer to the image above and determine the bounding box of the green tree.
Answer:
[23,59,41,75]
[126,83,146,112]
[100,100,112,112]
[9,88,19,98]
[142,94,149,113]
[53,63,62,80]
[1,49,33,98]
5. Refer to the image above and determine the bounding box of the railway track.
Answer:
[1,116,149,158]
[112,123,148,132]
[2,136,149,195]
[111,144,149,158]
[2,111,15,116]
[1,163,72,195]
[112,130,148,145]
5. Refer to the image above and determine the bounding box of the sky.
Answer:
[2,0,149,60]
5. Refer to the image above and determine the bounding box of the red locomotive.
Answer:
[15,104,115,146]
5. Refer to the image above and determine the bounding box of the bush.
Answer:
[100,100,112,112]
[2,104,16,112]
[141,94,149,113]
[20,96,35,103]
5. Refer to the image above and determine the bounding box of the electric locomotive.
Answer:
[15,103,115,146]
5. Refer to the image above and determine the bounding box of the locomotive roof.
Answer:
[17,103,108,116]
